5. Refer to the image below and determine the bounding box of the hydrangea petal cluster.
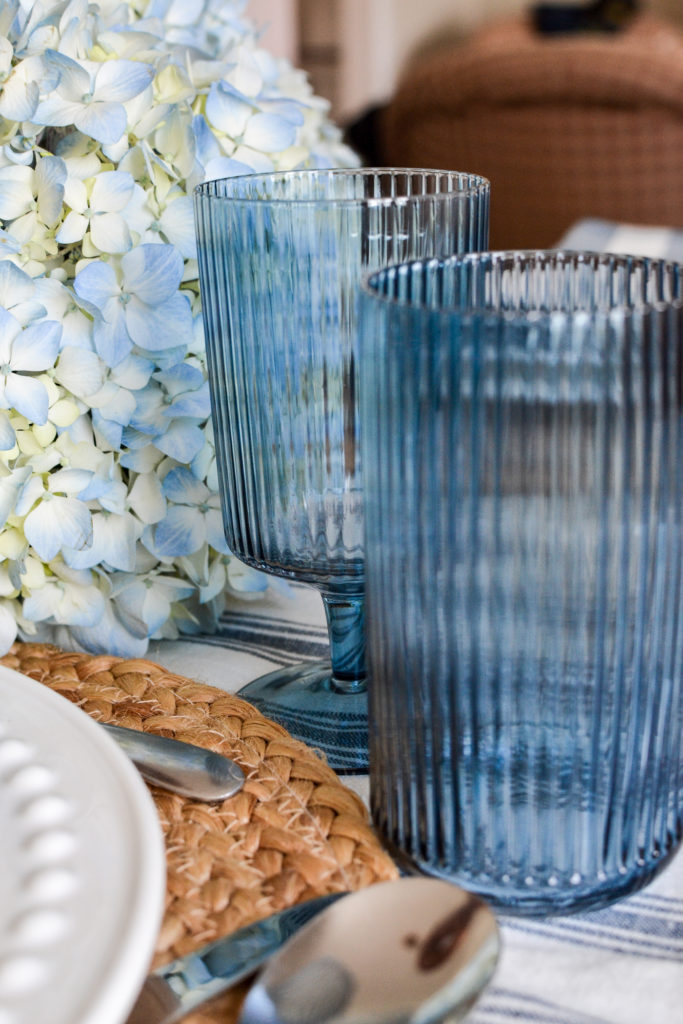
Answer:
[0,0,356,655]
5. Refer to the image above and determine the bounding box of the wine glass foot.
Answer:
[237,660,368,773]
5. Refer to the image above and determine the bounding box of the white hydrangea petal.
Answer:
[155,420,204,463]
[166,380,211,419]
[93,60,155,104]
[0,603,17,655]
[61,307,96,350]
[119,444,162,473]
[205,508,229,553]
[127,292,192,352]
[0,411,15,451]
[228,51,263,97]
[90,212,132,254]
[226,145,273,173]
[0,471,23,525]
[192,113,221,164]
[112,582,157,636]
[205,81,252,136]
[117,185,152,240]
[226,559,270,595]
[0,165,34,220]
[91,170,135,213]
[154,504,204,557]
[49,399,80,428]
[24,496,92,561]
[242,112,297,152]
[25,24,59,55]
[126,87,164,134]
[0,261,35,311]
[102,516,137,573]
[110,353,154,390]
[0,307,22,359]
[5,211,38,247]
[262,99,305,127]
[33,94,84,128]
[165,0,205,28]
[56,209,88,244]
[129,385,165,433]
[44,50,90,100]
[4,373,49,424]
[155,362,203,396]
[49,467,94,495]
[74,101,126,145]
[128,472,166,524]
[10,320,61,371]
[63,176,87,212]
[0,70,39,122]
[97,481,128,517]
[35,155,67,227]
[96,385,136,425]
[57,583,106,627]
[122,244,183,305]
[55,346,105,397]
[201,154,254,181]
[69,602,150,656]
[140,585,175,634]
[22,585,59,623]
[23,579,105,627]
[13,300,50,329]
[73,259,119,310]
[65,512,137,571]
[92,410,123,447]
[158,198,196,259]
[15,475,45,518]
[162,465,208,504]
[198,558,226,603]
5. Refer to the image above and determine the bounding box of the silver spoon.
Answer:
[101,722,245,801]
[239,878,499,1024]
[124,878,499,1024]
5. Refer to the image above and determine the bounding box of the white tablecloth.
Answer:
[154,584,683,1024]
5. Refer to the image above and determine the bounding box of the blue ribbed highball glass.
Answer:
[360,251,683,913]
[194,169,489,772]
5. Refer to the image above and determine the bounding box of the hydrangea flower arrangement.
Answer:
[0,0,355,656]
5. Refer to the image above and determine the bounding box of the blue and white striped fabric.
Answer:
[154,580,683,1024]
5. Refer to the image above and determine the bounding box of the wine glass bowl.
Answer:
[194,168,490,771]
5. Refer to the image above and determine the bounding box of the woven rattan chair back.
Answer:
[380,14,683,249]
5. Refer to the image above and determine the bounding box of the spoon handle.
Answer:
[123,893,346,1024]
[102,722,245,801]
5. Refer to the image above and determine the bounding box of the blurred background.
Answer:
[246,0,683,250]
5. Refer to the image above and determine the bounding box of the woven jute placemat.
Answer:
[1,641,398,1024]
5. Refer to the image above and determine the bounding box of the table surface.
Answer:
[154,582,683,1024]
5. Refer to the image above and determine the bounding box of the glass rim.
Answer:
[361,249,683,317]
[193,166,490,206]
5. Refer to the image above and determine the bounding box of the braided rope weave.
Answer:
[1,642,398,1023]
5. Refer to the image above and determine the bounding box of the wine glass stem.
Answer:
[321,592,367,695]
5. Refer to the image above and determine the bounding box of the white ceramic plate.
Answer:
[0,664,166,1024]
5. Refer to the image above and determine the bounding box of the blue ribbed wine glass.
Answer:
[194,169,489,771]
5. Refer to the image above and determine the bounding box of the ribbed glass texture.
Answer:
[194,170,489,588]
[360,251,683,915]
